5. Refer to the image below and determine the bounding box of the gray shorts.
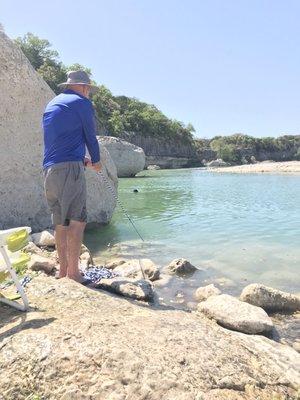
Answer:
[44,161,87,226]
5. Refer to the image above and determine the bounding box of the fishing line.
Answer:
[98,170,146,279]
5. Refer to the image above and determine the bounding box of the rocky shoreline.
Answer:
[1,230,300,399]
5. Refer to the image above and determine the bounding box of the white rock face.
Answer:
[99,136,145,177]
[206,158,228,167]
[146,155,190,169]
[240,283,300,313]
[0,30,117,230]
[0,30,53,231]
[147,164,160,170]
[198,294,273,334]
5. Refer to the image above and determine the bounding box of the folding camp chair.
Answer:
[0,227,31,311]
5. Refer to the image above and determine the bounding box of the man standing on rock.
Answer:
[42,70,101,283]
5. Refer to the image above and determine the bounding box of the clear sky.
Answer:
[1,0,300,138]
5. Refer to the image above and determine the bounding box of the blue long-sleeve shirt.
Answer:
[42,89,100,169]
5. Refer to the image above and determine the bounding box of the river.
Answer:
[85,168,300,306]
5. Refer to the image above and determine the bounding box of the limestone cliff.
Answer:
[118,132,201,168]
[117,132,300,168]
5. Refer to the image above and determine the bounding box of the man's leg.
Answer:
[55,225,68,278]
[67,220,86,282]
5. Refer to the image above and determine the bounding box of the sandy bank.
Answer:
[212,161,300,174]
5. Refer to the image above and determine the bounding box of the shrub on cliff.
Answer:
[93,91,195,142]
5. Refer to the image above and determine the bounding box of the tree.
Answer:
[108,110,125,135]
[93,85,120,133]
[15,33,59,70]
[67,64,92,77]
[37,60,67,93]
[210,138,241,163]
[14,33,67,94]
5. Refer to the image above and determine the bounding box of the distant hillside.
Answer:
[194,134,300,164]
[14,32,300,167]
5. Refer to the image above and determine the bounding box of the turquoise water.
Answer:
[85,168,300,297]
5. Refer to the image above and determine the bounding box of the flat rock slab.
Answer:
[198,294,274,334]
[95,277,154,301]
[240,283,300,313]
[0,276,299,399]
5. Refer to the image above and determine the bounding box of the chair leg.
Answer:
[0,296,27,311]
[0,246,29,311]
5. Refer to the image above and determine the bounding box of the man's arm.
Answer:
[79,100,101,170]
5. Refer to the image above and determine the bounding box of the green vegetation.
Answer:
[195,134,300,164]
[94,89,195,141]
[14,32,195,142]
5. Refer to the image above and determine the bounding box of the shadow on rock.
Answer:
[0,312,56,342]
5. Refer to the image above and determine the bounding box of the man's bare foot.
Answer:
[59,266,68,278]
[67,273,85,283]
[55,266,67,279]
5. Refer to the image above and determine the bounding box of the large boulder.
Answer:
[197,294,273,334]
[240,284,300,313]
[98,136,145,177]
[0,30,53,231]
[85,145,118,224]
[0,30,117,230]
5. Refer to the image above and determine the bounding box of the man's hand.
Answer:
[84,158,101,173]
[84,157,92,167]
[92,162,102,173]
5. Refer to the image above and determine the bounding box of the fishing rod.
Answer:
[98,170,146,279]
[92,109,146,279]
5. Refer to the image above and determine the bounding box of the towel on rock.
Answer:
[82,266,118,283]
